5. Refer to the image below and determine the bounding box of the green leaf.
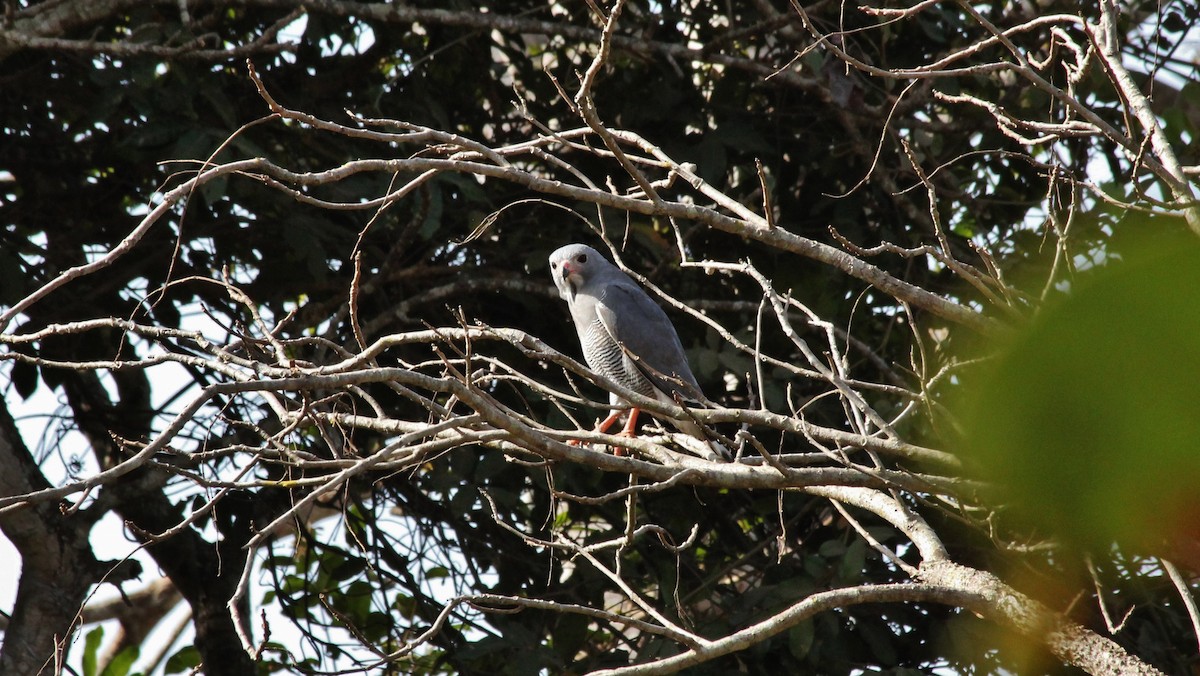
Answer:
[817,539,846,559]
[394,593,417,620]
[787,619,815,659]
[858,620,896,666]
[550,613,590,660]
[100,645,140,676]
[83,626,104,676]
[164,646,201,674]
[837,539,867,582]
[960,235,1200,553]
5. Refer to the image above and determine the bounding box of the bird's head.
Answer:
[549,244,605,301]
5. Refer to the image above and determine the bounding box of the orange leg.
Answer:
[568,408,641,456]
[568,409,624,447]
[597,409,624,435]
[620,408,641,436]
[613,407,641,457]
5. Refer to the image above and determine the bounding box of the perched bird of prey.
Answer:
[549,243,728,461]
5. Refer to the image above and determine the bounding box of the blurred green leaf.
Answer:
[788,619,816,660]
[99,645,140,676]
[961,236,1200,558]
[837,539,867,582]
[164,646,202,675]
[83,626,103,676]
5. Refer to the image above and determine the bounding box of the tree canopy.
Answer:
[2,1,1199,674]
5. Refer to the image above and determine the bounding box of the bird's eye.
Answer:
[551,262,557,269]
[576,254,588,263]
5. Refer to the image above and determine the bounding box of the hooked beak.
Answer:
[558,263,577,300]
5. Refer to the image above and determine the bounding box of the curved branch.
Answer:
[919,560,1166,676]
[591,582,976,675]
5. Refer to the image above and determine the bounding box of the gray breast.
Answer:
[580,318,655,397]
